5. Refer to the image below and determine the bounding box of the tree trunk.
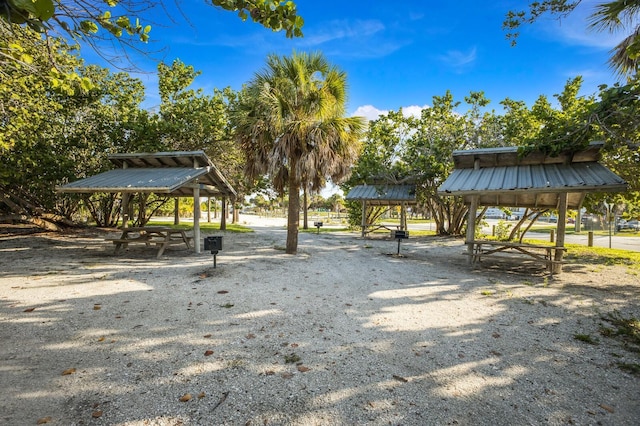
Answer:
[286,176,300,254]
[233,199,239,223]
[303,184,308,230]
[174,198,180,225]
[221,198,227,230]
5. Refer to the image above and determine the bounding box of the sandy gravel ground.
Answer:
[1,216,639,426]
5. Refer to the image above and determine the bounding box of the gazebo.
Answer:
[438,142,627,273]
[345,184,417,237]
[57,151,237,254]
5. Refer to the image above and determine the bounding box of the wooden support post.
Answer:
[121,193,129,228]
[221,198,227,231]
[174,197,180,225]
[194,187,201,254]
[466,196,479,263]
[466,158,481,263]
[121,161,129,229]
[361,200,367,237]
[553,192,568,274]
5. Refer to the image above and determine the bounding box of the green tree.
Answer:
[233,51,366,253]
[405,91,482,235]
[504,0,640,76]
[1,1,303,92]
[0,23,155,227]
[347,91,507,235]
[157,59,246,224]
[342,109,414,228]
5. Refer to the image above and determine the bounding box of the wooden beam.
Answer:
[193,156,201,254]
[466,196,479,263]
[193,186,201,254]
[553,192,568,274]
[361,200,367,237]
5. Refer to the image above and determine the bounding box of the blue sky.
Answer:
[84,1,627,120]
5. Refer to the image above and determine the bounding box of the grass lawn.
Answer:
[145,220,253,233]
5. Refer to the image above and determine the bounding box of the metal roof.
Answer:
[345,185,417,205]
[57,151,236,198]
[438,144,627,209]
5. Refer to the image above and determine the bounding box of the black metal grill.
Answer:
[390,230,409,254]
[204,236,223,268]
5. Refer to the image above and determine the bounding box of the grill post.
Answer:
[390,230,409,255]
[203,236,223,268]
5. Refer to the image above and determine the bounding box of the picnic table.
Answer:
[106,226,193,258]
[469,240,567,273]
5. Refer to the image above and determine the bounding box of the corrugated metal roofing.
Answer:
[438,144,627,209]
[57,151,236,198]
[60,168,208,194]
[345,185,417,205]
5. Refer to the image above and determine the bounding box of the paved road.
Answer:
[406,219,640,252]
[526,231,640,251]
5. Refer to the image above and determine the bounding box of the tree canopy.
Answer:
[233,51,366,253]
[1,1,303,91]
[346,78,639,235]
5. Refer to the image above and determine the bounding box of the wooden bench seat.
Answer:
[468,240,567,274]
[105,227,193,258]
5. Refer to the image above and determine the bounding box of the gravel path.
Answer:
[1,222,639,425]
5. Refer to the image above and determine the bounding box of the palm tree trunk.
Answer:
[286,174,300,254]
[303,183,308,230]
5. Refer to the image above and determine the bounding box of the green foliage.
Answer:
[0,23,157,221]
[495,220,512,240]
[233,51,365,253]
[157,59,245,212]
[346,90,505,236]
[1,1,303,83]
[599,311,640,351]
[147,220,253,233]
[211,0,304,38]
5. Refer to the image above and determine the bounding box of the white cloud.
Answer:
[352,104,387,121]
[301,19,385,47]
[352,104,429,121]
[401,105,429,118]
[438,47,477,70]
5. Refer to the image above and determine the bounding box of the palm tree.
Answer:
[233,51,366,254]
[588,0,640,76]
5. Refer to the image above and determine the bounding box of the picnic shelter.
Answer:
[57,151,236,254]
[345,184,417,237]
[437,142,627,273]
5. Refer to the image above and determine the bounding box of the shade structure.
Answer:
[345,184,417,206]
[437,142,628,274]
[438,142,626,209]
[58,151,236,198]
[439,162,626,209]
[57,151,237,255]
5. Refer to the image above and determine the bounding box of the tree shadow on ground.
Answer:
[0,229,638,425]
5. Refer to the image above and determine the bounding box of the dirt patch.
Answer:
[1,224,639,425]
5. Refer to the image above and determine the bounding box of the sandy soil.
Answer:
[1,216,639,425]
